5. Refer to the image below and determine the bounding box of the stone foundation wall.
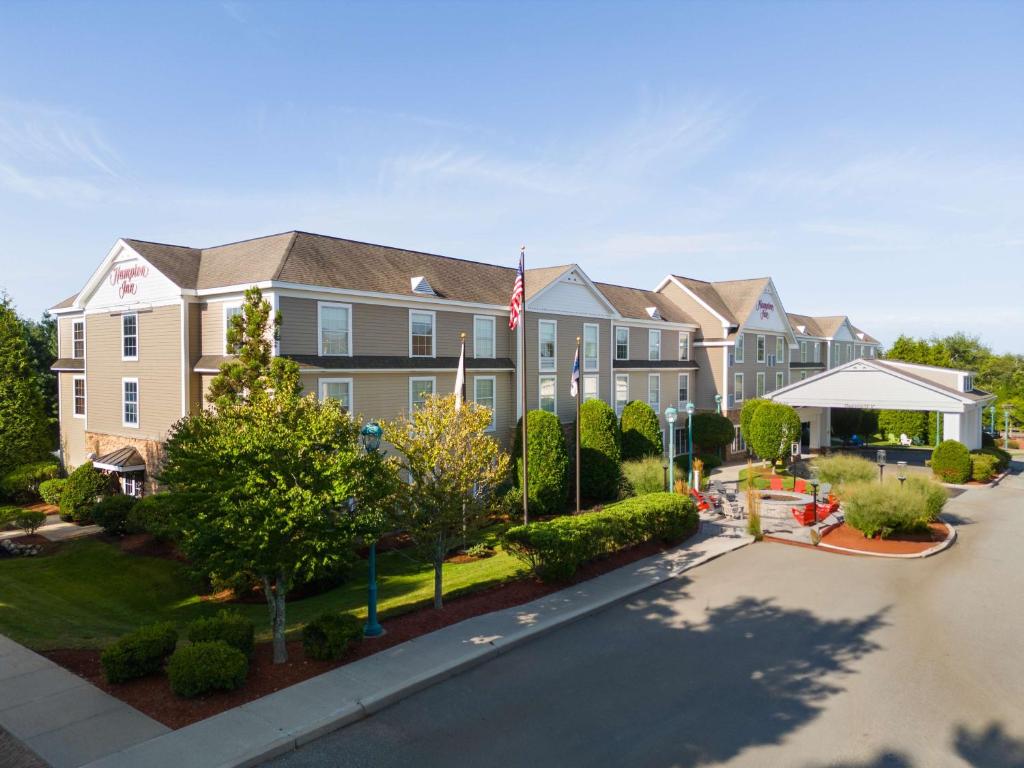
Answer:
[84,432,165,494]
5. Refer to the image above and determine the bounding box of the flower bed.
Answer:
[820,521,952,556]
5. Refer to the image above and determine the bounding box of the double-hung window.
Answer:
[648,373,660,414]
[583,324,599,371]
[122,378,139,428]
[224,304,243,354]
[72,320,85,359]
[319,302,351,356]
[734,372,744,403]
[582,374,599,402]
[678,333,690,362]
[648,330,661,361]
[756,335,766,363]
[319,378,353,413]
[614,374,629,416]
[800,341,808,363]
[409,377,435,411]
[72,376,86,418]
[756,372,766,398]
[539,320,556,372]
[410,311,435,357]
[474,376,496,431]
[776,371,785,390]
[539,375,556,413]
[847,343,853,362]
[678,373,689,406]
[776,337,784,364]
[121,313,138,361]
[732,425,746,453]
[814,342,821,363]
[615,327,629,360]
[734,334,744,363]
[473,316,495,358]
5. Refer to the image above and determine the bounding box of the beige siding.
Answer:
[695,346,723,412]
[58,372,88,470]
[524,314,612,423]
[199,300,232,356]
[85,305,182,441]
[57,315,84,358]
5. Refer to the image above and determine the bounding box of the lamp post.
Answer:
[897,461,907,489]
[809,467,820,510]
[686,402,696,488]
[714,394,722,415]
[1005,406,1013,451]
[990,405,997,435]
[876,449,887,484]
[665,407,678,493]
[359,422,384,638]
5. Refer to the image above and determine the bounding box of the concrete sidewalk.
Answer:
[83,520,752,768]
[0,635,168,768]
[0,512,101,543]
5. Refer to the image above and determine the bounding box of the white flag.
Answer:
[454,338,466,411]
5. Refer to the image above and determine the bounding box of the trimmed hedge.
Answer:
[970,453,999,483]
[877,410,928,444]
[691,412,735,453]
[39,478,66,506]
[976,446,1011,473]
[579,399,622,502]
[931,440,971,484]
[302,612,363,661]
[503,492,698,582]
[187,610,255,657]
[620,401,662,460]
[0,460,60,503]
[91,494,138,536]
[0,505,18,530]
[60,462,113,523]
[100,622,179,684]
[167,641,248,698]
[512,410,569,516]
[739,398,768,445]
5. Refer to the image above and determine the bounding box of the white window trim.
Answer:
[538,319,557,373]
[72,375,86,419]
[120,313,138,362]
[473,315,496,359]
[582,373,599,402]
[583,323,599,372]
[648,373,661,413]
[648,329,661,361]
[409,309,437,358]
[734,333,744,363]
[473,375,497,431]
[734,372,744,403]
[614,326,630,361]
[814,342,821,363]
[538,374,557,413]
[318,377,354,414]
[756,334,766,364]
[223,301,243,356]
[614,373,629,416]
[678,372,690,407]
[776,337,784,363]
[775,371,785,390]
[678,332,690,362]
[756,371,766,398]
[408,376,437,412]
[800,341,808,363]
[122,377,139,429]
[72,319,85,360]
[318,301,353,357]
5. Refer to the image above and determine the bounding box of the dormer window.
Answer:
[964,375,973,392]
[645,306,661,320]
[410,276,436,296]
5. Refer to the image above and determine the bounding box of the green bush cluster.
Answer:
[503,492,698,582]
[100,622,179,684]
[690,412,735,453]
[166,641,248,698]
[674,452,723,477]
[302,612,363,661]
[59,462,113,523]
[976,446,1011,473]
[931,440,971,484]
[843,478,945,539]
[970,453,998,483]
[579,400,621,502]
[812,453,877,488]
[0,460,60,503]
[877,410,928,443]
[619,401,662,460]
[0,505,18,529]
[91,495,138,536]
[188,610,255,657]
[127,492,190,542]
[38,478,66,505]
[15,509,46,534]
[747,402,801,465]
[512,410,569,515]
[621,458,666,495]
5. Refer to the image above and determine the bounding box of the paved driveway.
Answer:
[266,466,1024,768]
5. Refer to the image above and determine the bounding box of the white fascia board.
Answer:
[616,318,698,331]
[528,264,622,318]
[75,239,186,309]
[266,282,507,313]
[695,340,735,347]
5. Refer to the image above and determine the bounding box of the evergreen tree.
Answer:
[0,299,53,475]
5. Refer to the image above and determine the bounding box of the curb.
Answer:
[816,519,957,559]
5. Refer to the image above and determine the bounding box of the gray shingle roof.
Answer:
[596,282,696,324]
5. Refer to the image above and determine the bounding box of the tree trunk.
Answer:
[262,574,289,663]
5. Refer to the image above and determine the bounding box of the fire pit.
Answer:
[754,489,815,521]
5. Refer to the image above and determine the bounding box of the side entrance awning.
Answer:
[93,447,147,473]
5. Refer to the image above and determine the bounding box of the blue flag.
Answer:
[570,345,580,398]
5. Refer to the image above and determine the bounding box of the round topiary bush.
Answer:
[512,410,569,515]
[579,399,622,502]
[748,402,801,465]
[59,462,114,523]
[166,641,248,698]
[739,398,768,446]
[302,612,363,661]
[691,412,735,454]
[931,439,971,483]
[187,610,255,657]
[90,494,138,536]
[620,401,662,460]
[39,478,66,506]
[100,622,179,684]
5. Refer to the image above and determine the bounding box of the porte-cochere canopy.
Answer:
[767,358,995,450]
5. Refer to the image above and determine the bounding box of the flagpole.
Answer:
[575,336,581,516]
[520,247,529,525]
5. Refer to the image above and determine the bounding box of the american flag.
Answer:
[508,248,525,330]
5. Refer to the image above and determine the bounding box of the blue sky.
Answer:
[1,1,1021,351]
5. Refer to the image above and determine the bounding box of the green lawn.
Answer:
[0,528,528,651]
[737,466,797,490]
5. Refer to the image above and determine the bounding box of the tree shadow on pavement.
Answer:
[954,722,1024,767]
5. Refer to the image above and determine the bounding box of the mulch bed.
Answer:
[43,526,697,730]
[820,521,951,555]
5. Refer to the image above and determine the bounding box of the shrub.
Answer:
[126,492,196,540]
[503,492,697,582]
[843,480,932,538]
[38,478,66,506]
[187,610,255,657]
[167,641,248,698]
[622,458,666,495]
[739,398,768,445]
[620,401,662,460]
[931,440,971,484]
[877,410,928,444]
[0,505,18,530]
[747,402,801,465]
[15,509,46,534]
[902,475,947,520]
[59,462,113,523]
[91,494,138,536]
[100,622,179,684]
[512,411,569,516]
[1009,440,1020,450]
[466,542,494,558]
[969,453,999,483]
[0,460,60,503]
[812,453,876,488]
[690,412,735,453]
[302,612,363,661]
[976,446,1011,472]
[674,452,722,477]
[579,400,622,501]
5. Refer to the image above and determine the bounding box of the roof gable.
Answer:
[75,240,184,311]
[527,265,619,318]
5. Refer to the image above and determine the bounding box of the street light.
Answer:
[714,394,722,415]
[990,405,997,435]
[1005,406,1014,451]
[897,461,907,488]
[876,449,887,484]
[686,401,696,488]
[665,407,678,493]
[359,422,384,639]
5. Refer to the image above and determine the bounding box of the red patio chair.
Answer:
[769,476,784,491]
[791,503,816,526]
[794,478,807,494]
[816,504,832,522]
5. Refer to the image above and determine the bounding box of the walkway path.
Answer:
[0,511,100,543]
[0,634,168,768]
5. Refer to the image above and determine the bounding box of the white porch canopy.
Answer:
[767,358,996,451]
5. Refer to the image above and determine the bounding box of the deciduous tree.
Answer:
[0,298,52,476]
